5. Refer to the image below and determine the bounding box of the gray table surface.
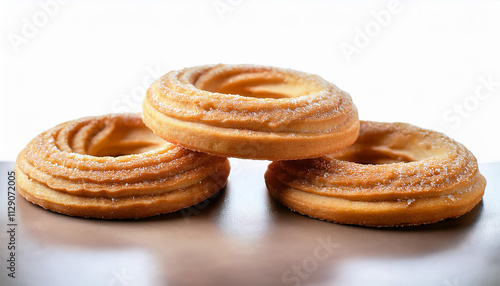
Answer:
[1,160,499,286]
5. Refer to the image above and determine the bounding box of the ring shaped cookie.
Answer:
[15,113,230,219]
[265,121,486,227]
[143,64,359,160]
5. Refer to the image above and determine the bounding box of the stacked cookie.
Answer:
[16,64,486,226]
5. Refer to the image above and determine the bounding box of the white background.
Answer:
[1,0,499,163]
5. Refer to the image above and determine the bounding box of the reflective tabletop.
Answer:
[1,160,499,286]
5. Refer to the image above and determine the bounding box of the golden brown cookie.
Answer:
[15,113,230,219]
[265,121,486,227]
[143,64,359,160]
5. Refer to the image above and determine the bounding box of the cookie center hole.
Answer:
[195,70,323,99]
[92,127,166,157]
[333,147,416,165]
[69,122,167,157]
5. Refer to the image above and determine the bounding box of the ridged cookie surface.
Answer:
[16,113,230,219]
[143,64,359,160]
[266,121,486,227]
